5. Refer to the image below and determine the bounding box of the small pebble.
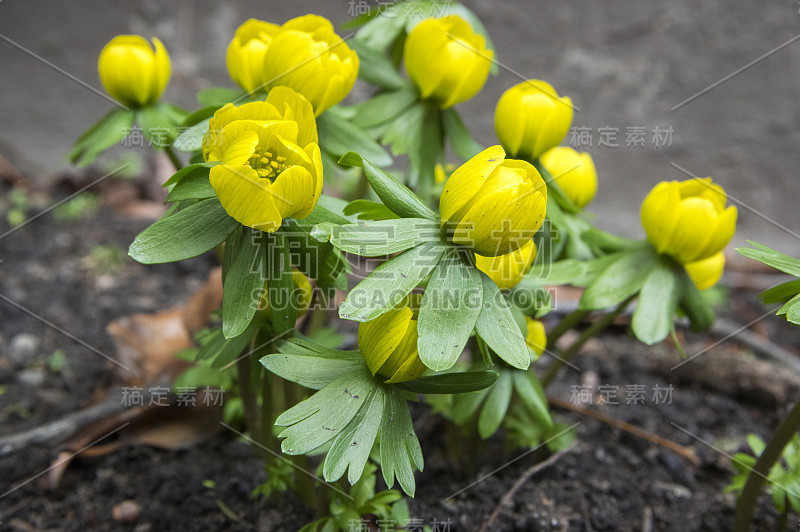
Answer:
[16,368,46,387]
[9,333,39,364]
[112,500,140,523]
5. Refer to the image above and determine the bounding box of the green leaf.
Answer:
[267,230,296,335]
[580,247,660,310]
[760,279,800,304]
[173,118,210,152]
[676,266,715,332]
[162,163,214,187]
[474,273,530,370]
[276,368,377,455]
[261,342,366,390]
[68,108,136,167]
[407,102,443,193]
[343,199,401,221]
[352,86,419,129]
[166,170,215,202]
[397,370,499,395]
[354,12,407,52]
[380,386,423,497]
[137,103,186,149]
[318,111,392,167]
[738,241,800,277]
[324,386,385,485]
[197,87,243,107]
[281,217,348,290]
[632,260,679,345]
[582,227,646,253]
[338,152,438,221]
[222,227,266,338]
[513,371,553,431]
[380,101,427,158]
[349,39,407,90]
[418,249,483,371]
[194,324,254,368]
[478,371,513,438]
[312,218,441,257]
[129,198,238,264]
[339,241,447,322]
[441,108,483,161]
[453,387,490,425]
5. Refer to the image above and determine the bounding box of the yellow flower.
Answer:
[475,239,537,290]
[539,147,597,209]
[257,270,314,318]
[404,15,493,109]
[98,35,171,108]
[640,178,737,264]
[524,317,547,359]
[227,15,359,115]
[358,295,427,384]
[494,80,573,161]
[203,87,322,232]
[440,146,547,257]
[685,251,725,291]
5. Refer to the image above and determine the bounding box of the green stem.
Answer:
[237,345,265,458]
[734,398,800,532]
[260,367,275,451]
[542,296,634,389]
[546,308,589,347]
[165,145,183,171]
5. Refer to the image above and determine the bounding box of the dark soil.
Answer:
[0,182,796,531]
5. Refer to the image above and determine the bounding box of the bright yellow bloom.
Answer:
[494,80,573,161]
[404,15,493,109]
[539,147,597,209]
[640,178,737,264]
[98,35,170,108]
[203,87,322,233]
[685,251,725,291]
[227,15,359,115]
[358,295,427,384]
[257,270,314,318]
[524,317,547,359]
[475,239,537,290]
[440,146,547,257]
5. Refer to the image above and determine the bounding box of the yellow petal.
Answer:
[209,165,282,232]
[383,321,426,383]
[524,317,547,359]
[265,86,318,146]
[697,205,737,260]
[270,165,316,220]
[640,181,680,255]
[475,239,537,290]
[440,145,506,225]
[150,37,171,104]
[540,147,597,208]
[685,251,725,291]
[664,197,718,263]
[358,306,413,375]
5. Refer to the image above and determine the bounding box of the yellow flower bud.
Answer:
[404,15,493,109]
[358,295,427,384]
[203,87,322,233]
[257,270,314,318]
[440,146,547,257]
[640,178,737,264]
[98,35,171,108]
[475,239,537,290]
[227,15,359,115]
[524,317,547,359]
[684,251,725,291]
[539,147,597,209]
[494,80,573,161]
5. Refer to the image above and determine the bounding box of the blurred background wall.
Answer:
[1,0,799,252]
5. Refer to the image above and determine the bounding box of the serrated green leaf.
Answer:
[632,260,679,345]
[352,85,418,129]
[340,241,447,322]
[129,198,238,264]
[324,386,385,485]
[349,39,407,90]
[162,163,214,187]
[380,101,426,158]
[738,241,800,277]
[380,386,423,497]
[474,273,531,370]
[68,108,136,167]
[397,370,498,395]
[760,279,800,304]
[222,226,266,338]
[137,103,186,149]
[166,170,215,202]
[337,152,437,220]
[418,249,482,371]
[580,247,660,310]
[276,368,377,455]
[343,199,401,221]
[312,218,441,257]
[478,371,513,439]
[173,118,211,152]
[261,340,366,390]
[318,111,392,167]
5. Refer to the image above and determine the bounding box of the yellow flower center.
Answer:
[248,150,288,181]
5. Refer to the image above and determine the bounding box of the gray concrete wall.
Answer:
[2,1,800,253]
